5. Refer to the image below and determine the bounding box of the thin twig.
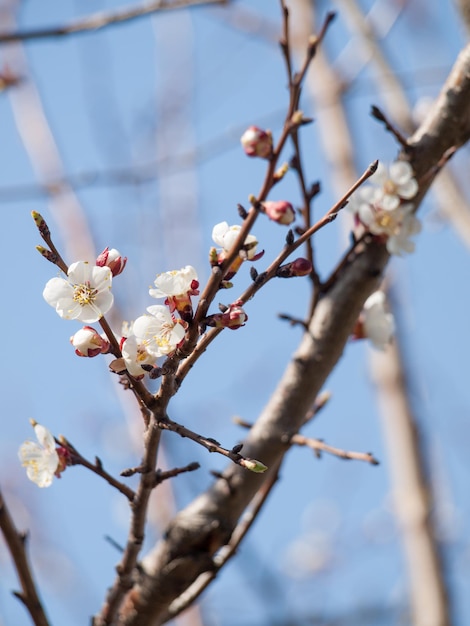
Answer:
[154,462,200,486]
[157,416,266,471]
[0,489,50,626]
[31,212,156,410]
[58,439,136,502]
[370,104,409,149]
[234,396,377,465]
[0,0,227,45]
[289,133,319,288]
[288,433,379,465]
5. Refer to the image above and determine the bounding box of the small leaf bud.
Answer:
[31,210,50,238]
[240,458,268,473]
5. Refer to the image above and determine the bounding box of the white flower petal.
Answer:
[363,291,395,350]
[212,222,229,247]
[150,266,198,298]
[90,265,113,291]
[43,277,73,307]
[381,194,400,211]
[68,261,91,284]
[397,178,419,199]
[34,424,56,452]
[389,161,413,184]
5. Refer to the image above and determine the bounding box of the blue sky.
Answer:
[1,1,470,625]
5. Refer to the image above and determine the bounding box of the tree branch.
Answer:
[0,489,50,626]
[0,0,227,45]
[111,39,470,626]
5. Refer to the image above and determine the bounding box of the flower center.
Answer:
[375,210,400,236]
[383,179,398,196]
[136,345,150,363]
[73,283,97,307]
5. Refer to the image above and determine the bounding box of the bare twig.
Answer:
[0,0,227,45]
[153,462,200,486]
[234,404,378,466]
[157,416,267,472]
[288,433,379,465]
[58,438,136,502]
[0,489,50,626]
[370,104,409,149]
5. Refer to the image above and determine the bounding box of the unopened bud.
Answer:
[70,326,110,357]
[240,458,268,473]
[31,211,50,238]
[240,126,273,159]
[36,245,58,265]
[291,110,304,125]
[204,300,248,330]
[276,257,312,278]
[262,201,295,225]
[96,247,127,277]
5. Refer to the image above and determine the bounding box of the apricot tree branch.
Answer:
[109,39,470,626]
[58,438,136,502]
[234,415,379,465]
[0,0,227,45]
[0,489,50,626]
[288,433,379,465]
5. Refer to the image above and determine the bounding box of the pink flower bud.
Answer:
[240,126,273,159]
[204,300,248,331]
[96,247,127,276]
[70,326,110,357]
[276,257,312,278]
[262,200,295,225]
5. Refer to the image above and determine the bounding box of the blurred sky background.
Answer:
[1,0,470,625]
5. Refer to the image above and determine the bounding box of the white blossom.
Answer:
[121,334,155,377]
[363,291,395,350]
[348,161,420,256]
[18,423,59,488]
[149,265,198,298]
[43,261,113,323]
[212,222,259,260]
[369,161,418,211]
[133,305,186,358]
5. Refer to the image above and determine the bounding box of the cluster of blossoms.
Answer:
[40,236,258,383]
[348,161,421,255]
[22,127,320,486]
